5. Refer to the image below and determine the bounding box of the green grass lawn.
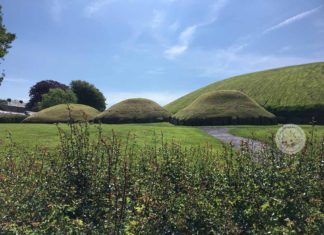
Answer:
[228,125,324,143]
[0,122,223,151]
[1,123,323,152]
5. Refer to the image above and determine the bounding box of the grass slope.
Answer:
[165,62,324,122]
[96,98,170,123]
[0,123,222,150]
[229,125,324,143]
[173,90,276,125]
[23,104,100,123]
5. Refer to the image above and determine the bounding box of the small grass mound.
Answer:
[172,90,276,125]
[23,104,100,123]
[95,98,170,123]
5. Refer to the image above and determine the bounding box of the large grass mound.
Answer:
[166,62,324,123]
[23,104,100,123]
[172,90,276,125]
[95,98,170,123]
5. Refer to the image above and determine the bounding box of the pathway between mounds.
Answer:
[201,127,264,151]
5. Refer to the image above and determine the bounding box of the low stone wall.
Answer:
[268,105,324,124]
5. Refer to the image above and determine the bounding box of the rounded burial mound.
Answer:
[23,104,100,123]
[165,62,324,124]
[172,90,277,125]
[95,98,170,123]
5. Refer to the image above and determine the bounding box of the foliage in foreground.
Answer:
[0,123,323,234]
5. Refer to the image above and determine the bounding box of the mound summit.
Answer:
[172,90,276,125]
[166,62,324,124]
[23,104,100,123]
[95,98,170,123]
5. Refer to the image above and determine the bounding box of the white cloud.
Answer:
[3,78,31,84]
[200,0,228,26]
[164,0,229,59]
[164,25,197,59]
[84,0,114,17]
[146,68,165,75]
[164,45,188,59]
[179,26,196,45]
[105,91,187,107]
[263,5,322,34]
[169,21,180,32]
[185,46,322,79]
[151,10,165,29]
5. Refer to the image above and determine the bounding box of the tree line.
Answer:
[26,80,106,111]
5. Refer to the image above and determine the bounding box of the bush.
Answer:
[0,123,323,234]
[71,80,106,111]
[26,80,69,111]
[38,88,77,110]
[0,113,26,123]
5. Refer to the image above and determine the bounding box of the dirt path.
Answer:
[201,127,263,151]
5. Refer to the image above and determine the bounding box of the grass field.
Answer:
[229,125,324,143]
[1,123,323,151]
[165,62,324,115]
[0,122,223,150]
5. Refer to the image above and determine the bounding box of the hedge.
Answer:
[0,113,27,123]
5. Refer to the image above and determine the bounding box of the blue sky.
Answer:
[0,0,323,106]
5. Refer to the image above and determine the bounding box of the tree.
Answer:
[26,80,69,111]
[38,88,77,110]
[71,80,106,111]
[0,5,16,86]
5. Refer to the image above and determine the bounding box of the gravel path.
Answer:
[202,127,264,151]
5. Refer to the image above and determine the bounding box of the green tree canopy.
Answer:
[26,80,69,111]
[71,80,106,111]
[38,88,77,110]
[0,5,16,85]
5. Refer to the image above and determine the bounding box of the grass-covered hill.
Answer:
[95,98,170,123]
[166,62,324,123]
[23,104,100,123]
[172,90,276,125]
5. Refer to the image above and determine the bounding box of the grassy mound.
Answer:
[95,98,170,123]
[23,104,100,123]
[172,90,276,125]
[166,62,324,123]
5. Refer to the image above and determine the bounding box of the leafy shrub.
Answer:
[71,80,106,111]
[0,123,323,234]
[26,80,69,111]
[0,113,26,123]
[38,88,77,110]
